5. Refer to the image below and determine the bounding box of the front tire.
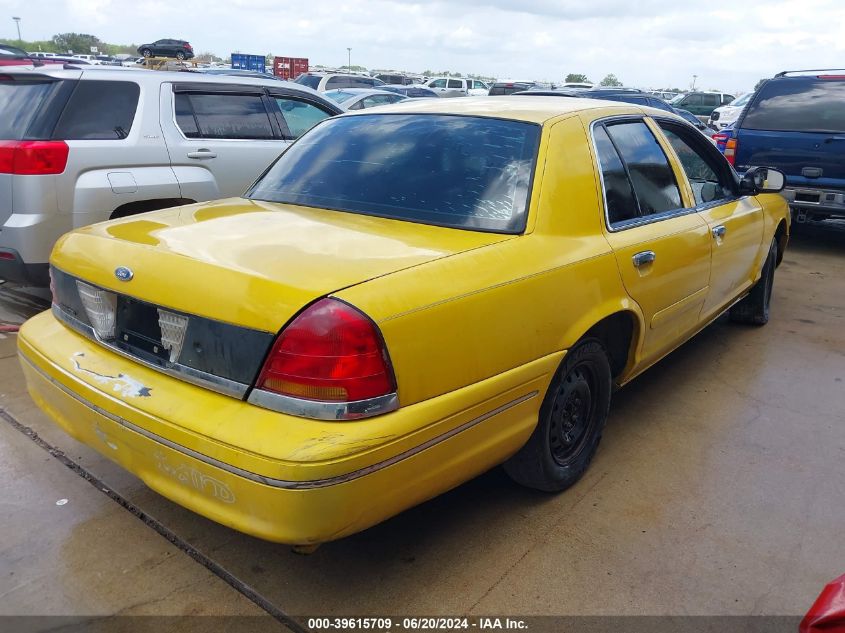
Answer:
[730,238,777,325]
[504,338,612,492]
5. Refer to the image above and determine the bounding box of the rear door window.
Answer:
[447,79,463,89]
[53,81,139,140]
[176,92,274,139]
[742,79,845,132]
[604,120,682,216]
[702,94,720,107]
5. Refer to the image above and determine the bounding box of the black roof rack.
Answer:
[775,69,845,77]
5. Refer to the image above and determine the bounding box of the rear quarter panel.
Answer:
[336,114,639,407]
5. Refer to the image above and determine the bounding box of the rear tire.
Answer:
[141,48,152,58]
[175,51,186,60]
[504,338,612,492]
[729,238,777,325]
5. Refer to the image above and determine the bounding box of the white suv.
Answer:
[425,77,489,97]
[0,67,341,285]
[708,92,753,129]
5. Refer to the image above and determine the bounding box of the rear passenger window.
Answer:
[176,93,274,139]
[273,98,331,138]
[53,81,139,140]
[593,125,639,225]
[447,79,462,89]
[605,121,682,216]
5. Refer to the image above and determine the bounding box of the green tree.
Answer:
[600,73,621,87]
[51,33,103,55]
[565,73,590,83]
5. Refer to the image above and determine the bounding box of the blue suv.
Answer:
[734,70,845,223]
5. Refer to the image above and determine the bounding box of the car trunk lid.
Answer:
[51,197,513,334]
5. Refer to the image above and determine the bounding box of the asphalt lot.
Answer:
[1,221,843,627]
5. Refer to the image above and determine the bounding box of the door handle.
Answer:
[712,225,727,239]
[187,150,217,159]
[632,250,656,268]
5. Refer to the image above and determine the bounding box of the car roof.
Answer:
[0,66,325,96]
[342,95,659,124]
[327,88,396,96]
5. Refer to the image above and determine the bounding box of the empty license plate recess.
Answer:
[115,296,182,365]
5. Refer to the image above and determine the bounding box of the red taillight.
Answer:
[724,138,737,166]
[818,75,845,80]
[0,140,69,175]
[256,298,396,404]
[0,251,16,261]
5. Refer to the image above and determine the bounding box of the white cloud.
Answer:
[2,0,844,90]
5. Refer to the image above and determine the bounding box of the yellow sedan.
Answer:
[18,97,789,546]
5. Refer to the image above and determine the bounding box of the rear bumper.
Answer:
[18,311,555,544]
[0,247,49,285]
[783,187,845,219]
[1,212,72,284]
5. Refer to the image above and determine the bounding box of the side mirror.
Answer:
[740,167,786,194]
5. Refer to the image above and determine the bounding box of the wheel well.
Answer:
[583,312,636,380]
[774,220,788,266]
[110,198,196,220]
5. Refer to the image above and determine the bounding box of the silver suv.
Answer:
[0,67,342,285]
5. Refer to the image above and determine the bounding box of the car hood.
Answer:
[51,198,513,333]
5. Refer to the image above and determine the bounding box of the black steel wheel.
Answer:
[504,338,612,492]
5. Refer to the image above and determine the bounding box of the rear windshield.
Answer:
[248,114,540,233]
[489,84,530,96]
[743,79,845,133]
[295,74,321,90]
[0,78,63,140]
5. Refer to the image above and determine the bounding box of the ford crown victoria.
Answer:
[18,97,789,546]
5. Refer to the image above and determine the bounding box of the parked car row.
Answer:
[0,67,342,285]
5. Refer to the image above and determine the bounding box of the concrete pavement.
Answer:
[0,223,843,625]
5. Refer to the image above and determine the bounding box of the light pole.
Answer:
[692,74,698,90]
[347,47,351,70]
[12,16,21,43]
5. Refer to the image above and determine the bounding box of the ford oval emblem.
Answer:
[114,266,134,282]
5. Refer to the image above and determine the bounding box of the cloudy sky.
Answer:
[2,0,844,91]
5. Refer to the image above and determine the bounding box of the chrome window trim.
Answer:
[21,350,537,490]
[52,303,249,399]
[247,388,399,421]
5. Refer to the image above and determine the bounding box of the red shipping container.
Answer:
[274,56,309,81]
